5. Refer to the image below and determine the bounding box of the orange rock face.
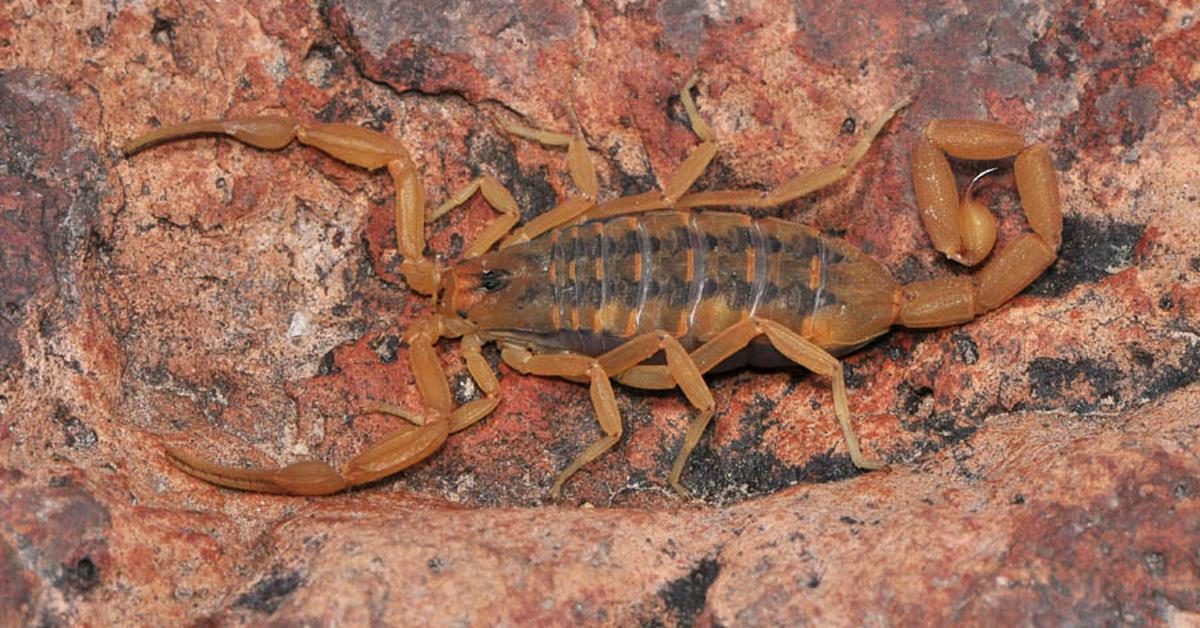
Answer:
[1,0,1198,624]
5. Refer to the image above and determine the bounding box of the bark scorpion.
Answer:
[123,78,1061,497]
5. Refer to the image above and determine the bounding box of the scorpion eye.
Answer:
[478,268,509,292]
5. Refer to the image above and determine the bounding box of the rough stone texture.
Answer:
[1,0,1198,624]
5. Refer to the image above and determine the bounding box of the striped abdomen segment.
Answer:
[531,210,896,357]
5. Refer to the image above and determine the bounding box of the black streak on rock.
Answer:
[235,569,304,615]
[898,381,934,418]
[659,557,720,628]
[1139,340,1200,403]
[1026,217,1143,298]
[608,146,659,198]
[681,386,872,500]
[1026,356,1122,413]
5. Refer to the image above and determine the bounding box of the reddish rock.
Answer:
[0,496,36,627]
[1,0,1198,624]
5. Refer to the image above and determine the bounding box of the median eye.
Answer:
[479,269,509,292]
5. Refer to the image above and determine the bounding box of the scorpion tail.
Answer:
[901,122,1062,328]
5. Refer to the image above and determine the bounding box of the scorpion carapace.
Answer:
[125,77,1062,498]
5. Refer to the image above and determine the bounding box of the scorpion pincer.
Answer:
[123,77,1061,497]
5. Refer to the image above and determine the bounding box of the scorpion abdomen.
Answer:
[475,210,898,362]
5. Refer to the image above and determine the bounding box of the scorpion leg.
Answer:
[426,175,523,259]
[589,86,909,217]
[422,124,602,256]
[660,335,716,496]
[755,319,882,470]
[367,322,501,433]
[672,96,911,210]
[499,123,600,199]
[494,122,599,248]
[445,331,502,433]
[504,330,717,497]
[663,320,760,494]
[585,76,719,220]
[901,123,1061,327]
[662,75,719,203]
[501,348,622,497]
[617,319,881,490]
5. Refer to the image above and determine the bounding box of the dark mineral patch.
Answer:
[659,557,720,628]
[1026,356,1123,413]
[53,405,97,450]
[59,556,99,594]
[235,569,304,615]
[1026,217,1143,298]
[369,334,401,364]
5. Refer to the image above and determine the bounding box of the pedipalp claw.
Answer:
[165,447,348,496]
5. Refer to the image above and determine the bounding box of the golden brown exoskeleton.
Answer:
[124,77,1061,498]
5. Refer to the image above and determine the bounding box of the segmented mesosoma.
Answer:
[124,78,1062,498]
[467,211,891,361]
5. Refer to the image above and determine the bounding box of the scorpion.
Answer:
[123,78,1061,498]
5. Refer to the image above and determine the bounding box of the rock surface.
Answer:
[2,0,1198,624]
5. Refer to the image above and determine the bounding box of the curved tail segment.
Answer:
[899,121,1062,329]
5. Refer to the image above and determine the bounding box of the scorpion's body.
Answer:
[124,78,1062,498]
[455,210,894,366]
